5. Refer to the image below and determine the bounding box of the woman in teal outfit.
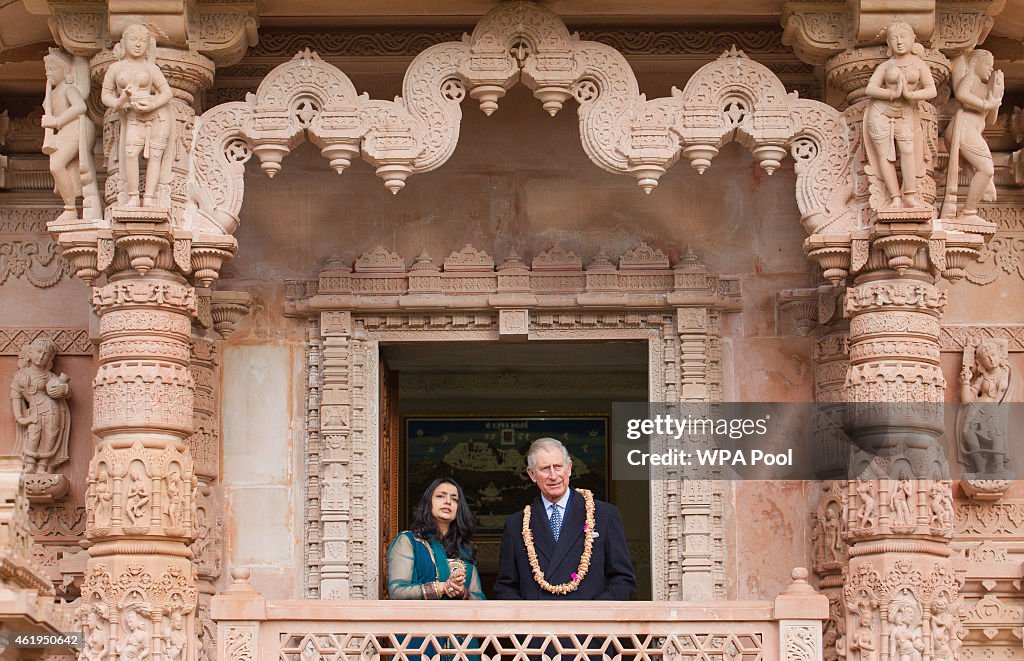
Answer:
[388,477,485,600]
[388,478,485,658]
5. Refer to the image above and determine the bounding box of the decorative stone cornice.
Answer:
[284,243,742,318]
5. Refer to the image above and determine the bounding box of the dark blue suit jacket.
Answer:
[493,491,636,600]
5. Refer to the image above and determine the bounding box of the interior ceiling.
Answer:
[381,341,649,372]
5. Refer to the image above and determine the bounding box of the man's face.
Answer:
[527,446,572,502]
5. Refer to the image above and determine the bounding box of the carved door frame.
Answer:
[291,246,739,600]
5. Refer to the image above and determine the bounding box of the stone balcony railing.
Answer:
[212,568,829,661]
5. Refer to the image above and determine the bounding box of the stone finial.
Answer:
[778,289,820,337]
[210,291,254,339]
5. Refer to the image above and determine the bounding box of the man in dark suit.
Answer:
[494,437,636,600]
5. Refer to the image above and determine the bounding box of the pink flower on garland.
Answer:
[571,572,579,581]
[583,524,589,531]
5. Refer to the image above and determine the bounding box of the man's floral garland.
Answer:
[522,488,595,595]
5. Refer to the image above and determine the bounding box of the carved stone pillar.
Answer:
[82,209,201,660]
[42,9,244,657]
[840,238,965,661]
[317,309,380,599]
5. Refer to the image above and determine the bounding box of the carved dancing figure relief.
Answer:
[940,49,1004,221]
[928,483,953,529]
[957,338,1013,477]
[855,481,877,528]
[81,603,110,661]
[101,23,174,209]
[862,21,936,211]
[930,597,960,661]
[42,49,102,224]
[9,338,71,474]
[888,595,925,661]
[119,608,151,661]
[890,478,914,527]
[125,465,151,525]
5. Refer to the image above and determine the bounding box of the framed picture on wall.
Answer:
[402,416,609,534]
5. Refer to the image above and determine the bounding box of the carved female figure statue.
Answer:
[888,598,925,661]
[9,338,71,474]
[163,611,186,661]
[862,21,937,211]
[889,478,914,527]
[849,607,877,661]
[82,604,110,661]
[940,49,1004,220]
[165,470,183,528]
[824,509,842,562]
[119,608,150,661]
[93,467,113,527]
[101,23,174,208]
[958,338,1013,476]
[42,49,102,224]
[125,465,151,525]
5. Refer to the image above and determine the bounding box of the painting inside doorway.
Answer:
[404,416,609,534]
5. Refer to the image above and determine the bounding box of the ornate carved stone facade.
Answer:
[0,0,1022,659]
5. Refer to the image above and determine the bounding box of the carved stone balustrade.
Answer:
[212,568,829,660]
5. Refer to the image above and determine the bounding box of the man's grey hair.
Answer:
[526,437,572,470]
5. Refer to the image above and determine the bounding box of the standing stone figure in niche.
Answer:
[118,608,150,661]
[101,23,174,209]
[42,48,102,224]
[862,21,937,211]
[940,49,1003,221]
[957,337,1014,477]
[9,338,71,474]
[125,465,151,525]
[888,596,925,661]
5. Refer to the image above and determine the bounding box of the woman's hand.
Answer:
[444,573,466,598]
[41,115,58,130]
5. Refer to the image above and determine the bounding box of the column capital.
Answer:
[783,0,1002,67]
[30,0,259,65]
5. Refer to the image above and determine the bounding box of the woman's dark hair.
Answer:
[410,478,477,563]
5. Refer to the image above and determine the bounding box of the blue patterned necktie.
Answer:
[550,503,562,542]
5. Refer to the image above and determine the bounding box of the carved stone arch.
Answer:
[402,41,471,173]
[245,50,365,177]
[185,0,855,240]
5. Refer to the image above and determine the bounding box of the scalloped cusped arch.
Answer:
[184,1,855,240]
